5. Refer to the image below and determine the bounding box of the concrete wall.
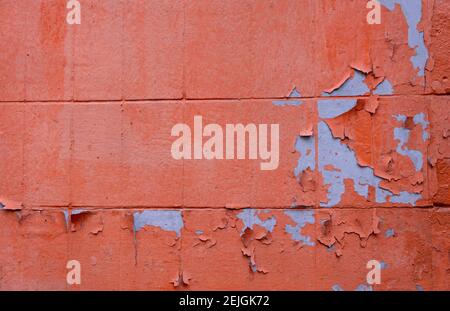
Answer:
[0,0,448,290]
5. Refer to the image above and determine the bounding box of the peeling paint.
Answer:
[289,87,301,98]
[416,284,424,291]
[0,0,447,292]
[318,99,357,119]
[133,210,183,236]
[355,284,373,291]
[413,112,430,141]
[373,79,394,95]
[385,228,395,238]
[284,210,315,246]
[272,100,302,106]
[322,70,370,97]
[62,210,69,228]
[319,120,377,206]
[332,284,374,291]
[379,0,429,77]
[272,87,303,106]
[72,209,87,216]
[294,135,315,179]
[0,198,22,210]
[237,209,276,234]
[394,113,427,171]
[318,120,421,206]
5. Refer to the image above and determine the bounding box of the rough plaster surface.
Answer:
[0,0,449,290]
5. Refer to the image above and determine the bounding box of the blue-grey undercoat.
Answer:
[133,210,184,237]
[284,210,315,246]
[294,135,315,180]
[385,228,395,238]
[413,112,430,141]
[322,70,370,97]
[318,99,357,119]
[379,0,429,77]
[373,79,394,95]
[332,284,344,291]
[237,209,276,235]
[272,87,303,106]
[393,113,428,171]
[318,117,421,207]
[355,284,373,291]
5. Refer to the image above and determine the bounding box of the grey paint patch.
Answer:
[373,79,394,95]
[413,112,430,141]
[394,114,425,171]
[133,210,183,236]
[379,0,429,76]
[237,209,276,234]
[318,120,421,207]
[272,100,303,106]
[284,210,315,246]
[62,210,69,228]
[322,70,370,97]
[385,228,395,238]
[380,261,389,269]
[319,121,378,206]
[377,188,421,206]
[289,87,301,98]
[0,202,4,209]
[294,135,315,179]
[394,127,423,171]
[272,86,303,106]
[318,99,357,119]
[355,284,373,291]
[394,114,407,122]
[334,284,374,291]
[416,284,424,291]
[390,191,421,205]
[195,230,204,235]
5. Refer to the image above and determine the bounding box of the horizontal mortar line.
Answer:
[14,205,446,211]
[0,93,448,104]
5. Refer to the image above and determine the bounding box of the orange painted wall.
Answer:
[0,0,449,290]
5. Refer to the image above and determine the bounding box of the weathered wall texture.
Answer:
[0,0,449,290]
